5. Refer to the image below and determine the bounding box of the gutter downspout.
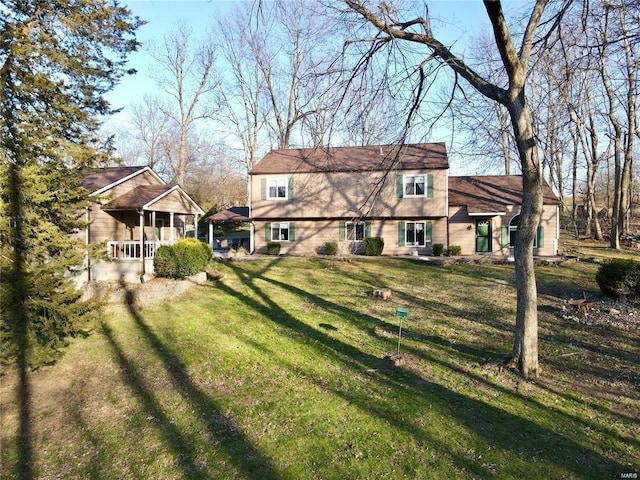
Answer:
[85,207,91,283]
[139,209,145,282]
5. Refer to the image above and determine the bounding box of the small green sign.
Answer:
[395,307,409,318]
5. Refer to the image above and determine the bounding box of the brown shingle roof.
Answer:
[104,184,175,210]
[250,143,449,175]
[449,175,560,214]
[81,166,148,192]
[206,207,250,222]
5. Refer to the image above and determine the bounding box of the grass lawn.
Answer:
[1,253,639,479]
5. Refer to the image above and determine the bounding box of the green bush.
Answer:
[267,241,281,255]
[362,237,384,256]
[432,243,444,256]
[323,241,338,255]
[154,238,212,279]
[447,245,462,256]
[596,258,640,297]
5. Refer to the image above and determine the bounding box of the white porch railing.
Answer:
[107,240,175,260]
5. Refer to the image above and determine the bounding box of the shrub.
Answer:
[447,245,462,256]
[323,241,338,255]
[154,238,212,279]
[362,237,384,256]
[596,258,640,298]
[432,243,444,256]
[267,241,281,255]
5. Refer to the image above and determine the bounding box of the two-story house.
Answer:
[248,143,560,257]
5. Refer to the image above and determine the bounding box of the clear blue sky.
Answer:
[105,0,502,128]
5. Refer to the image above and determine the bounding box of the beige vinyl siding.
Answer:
[87,205,130,244]
[101,170,163,198]
[251,169,448,220]
[147,190,196,213]
[448,204,559,256]
[253,218,448,256]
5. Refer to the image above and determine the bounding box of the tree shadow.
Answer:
[4,158,34,479]
[101,282,281,479]
[217,259,632,478]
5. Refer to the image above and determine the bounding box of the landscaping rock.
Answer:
[559,296,640,330]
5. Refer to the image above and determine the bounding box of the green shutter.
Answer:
[398,222,405,247]
[425,222,433,246]
[289,222,295,241]
[536,226,544,248]
[396,175,403,198]
[288,177,294,200]
[365,221,372,238]
[339,221,346,241]
[261,179,267,200]
[265,223,272,242]
[501,226,509,248]
[427,174,434,198]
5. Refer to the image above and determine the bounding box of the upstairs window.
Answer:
[397,174,434,198]
[268,179,288,199]
[405,175,425,196]
[261,178,293,200]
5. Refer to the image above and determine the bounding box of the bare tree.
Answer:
[344,0,574,378]
[448,34,519,175]
[147,23,220,186]
[129,95,172,174]
[216,5,266,173]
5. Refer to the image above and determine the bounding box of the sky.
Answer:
[105,0,499,127]
[103,1,527,174]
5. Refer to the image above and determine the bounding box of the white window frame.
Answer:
[346,221,365,241]
[267,178,288,200]
[404,174,426,197]
[271,222,290,241]
[406,221,427,247]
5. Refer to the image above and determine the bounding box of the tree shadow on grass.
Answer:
[218,259,632,478]
[4,161,33,480]
[99,285,281,479]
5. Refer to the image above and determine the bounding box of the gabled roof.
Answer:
[206,207,250,222]
[449,175,560,215]
[103,184,204,215]
[250,143,449,175]
[81,166,162,194]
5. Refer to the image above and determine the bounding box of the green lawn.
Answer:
[1,256,639,479]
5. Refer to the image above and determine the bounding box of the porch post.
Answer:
[169,212,175,242]
[151,211,157,242]
[209,221,214,249]
[139,209,146,279]
[194,214,199,239]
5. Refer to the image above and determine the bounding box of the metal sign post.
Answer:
[395,307,409,355]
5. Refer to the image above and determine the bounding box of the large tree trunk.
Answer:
[508,98,543,379]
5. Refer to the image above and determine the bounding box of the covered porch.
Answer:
[206,206,252,252]
[85,184,205,283]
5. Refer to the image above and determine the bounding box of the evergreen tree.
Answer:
[0,0,142,366]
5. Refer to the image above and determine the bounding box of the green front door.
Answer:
[476,219,492,253]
